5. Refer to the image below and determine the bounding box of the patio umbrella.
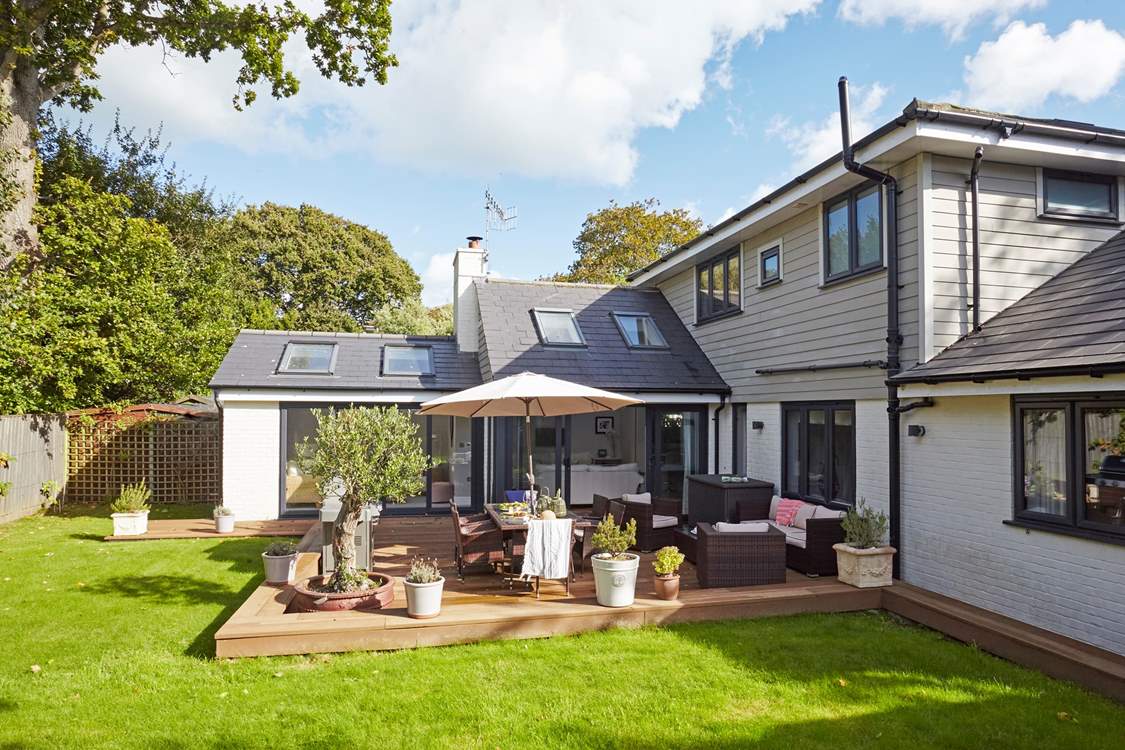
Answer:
[418,371,642,492]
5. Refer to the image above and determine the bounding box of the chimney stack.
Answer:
[452,235,488,352]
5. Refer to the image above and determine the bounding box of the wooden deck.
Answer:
[214,516,881,658]
[105,517,314,541]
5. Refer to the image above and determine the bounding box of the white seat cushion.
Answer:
[623,492,651,505]
[814,506,845,519]
[714,521,768,533]
[769,495,781,520]
[652,514,678,529]
[781,527,807,548]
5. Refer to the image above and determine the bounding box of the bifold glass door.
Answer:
[646,407,706,504]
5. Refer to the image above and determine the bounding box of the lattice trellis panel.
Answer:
[66,417,221,504]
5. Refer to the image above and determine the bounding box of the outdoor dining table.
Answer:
[483,503,601,575]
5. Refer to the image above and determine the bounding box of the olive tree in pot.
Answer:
[110,481,151,536]
[833,499,896,588]
[590,515,639,607]
[262,541,299,585]
[291,407,430,613]
[652,545,685,601]
[404,556,444,619]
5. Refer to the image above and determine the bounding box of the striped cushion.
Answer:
[774,498,804,527]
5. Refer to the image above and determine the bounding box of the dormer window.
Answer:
[383,345,434,376]
[612,312,668,349]
[278,342,336,374]
[532,309,586,347]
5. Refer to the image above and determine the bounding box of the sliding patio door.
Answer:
[646,407,707,506]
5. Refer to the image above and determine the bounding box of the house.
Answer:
[209,253,728,520]
[211,84,1125,657]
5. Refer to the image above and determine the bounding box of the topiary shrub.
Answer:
[841,499,889,549]
[590,515,637,560]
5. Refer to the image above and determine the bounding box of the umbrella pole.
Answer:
[524,412,535,496]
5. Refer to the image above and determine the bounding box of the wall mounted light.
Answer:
[907,424,926,438]
[751,421,765,430]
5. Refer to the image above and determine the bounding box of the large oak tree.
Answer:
[0,0,396,262]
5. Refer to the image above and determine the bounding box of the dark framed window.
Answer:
[782,402,855,506]
[1041,169,1119,221]
[696,247,741,323]
[759,244,781,286]
[278,342,337,374]
[611,312,668,349]
[1013,395,1125,542]
[531,308,586,346]
[823,183,882,282]
[382,345,434,376]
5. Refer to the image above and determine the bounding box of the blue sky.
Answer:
[65,1,1125,304]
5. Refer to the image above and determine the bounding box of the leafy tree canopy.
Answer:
[0,177,234,412]
[370,300,453,336]
[231,202,422,332]
[554,198,703,285]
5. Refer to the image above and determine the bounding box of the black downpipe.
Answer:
[713,395,727,473]
[969,146,984,333]
[839,76,904,578]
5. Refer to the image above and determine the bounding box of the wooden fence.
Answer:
[0,414,67,523]
[66,413,222,505]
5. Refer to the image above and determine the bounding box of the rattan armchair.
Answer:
[621,496,684,551]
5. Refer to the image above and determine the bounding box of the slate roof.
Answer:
[474,278,729,393]
[892,231,1125,384]
[209,330,483,392]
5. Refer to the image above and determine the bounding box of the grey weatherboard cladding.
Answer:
[474,278,728,393]
[209,330,483,392]
[893,230,1125,383]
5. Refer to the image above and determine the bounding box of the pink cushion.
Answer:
[774,498,804,527]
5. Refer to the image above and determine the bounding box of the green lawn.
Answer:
[0,506,1122,749]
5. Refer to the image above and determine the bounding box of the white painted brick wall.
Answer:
[855,399,889,516]
[746,403,780,489]
[222,401,281,520]
[900,395,1125,656]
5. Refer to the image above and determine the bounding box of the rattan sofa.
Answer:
[735,497,845,577]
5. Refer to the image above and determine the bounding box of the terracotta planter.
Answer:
[654,573,680,601]
[833,543,896,588]
[290,573,395,612]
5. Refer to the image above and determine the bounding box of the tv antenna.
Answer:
[483,188,518,250]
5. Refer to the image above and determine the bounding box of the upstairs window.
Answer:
[823,183,882,282]
[696,247,741,323]
[612,312,668,349]
[759,243,781,286]
[278,342,336,374]
[532,309,586,346]
[383,345,434,376]
[1041,169,1119,221]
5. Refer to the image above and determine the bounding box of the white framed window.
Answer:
[382,345,434,376]
[757,240,783,287]
[278,342,337,374]
[611,312,669,349]
[532,309,586,347]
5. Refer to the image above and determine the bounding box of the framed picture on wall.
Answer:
[595,416,615,434]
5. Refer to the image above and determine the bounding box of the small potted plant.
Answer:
[833,499,896,588]
[590,515,639,608]
[652,545,685,601]
[403,556,444,619]
[213,505,236,533]
[262,541,299,585]
[110,481,151,536]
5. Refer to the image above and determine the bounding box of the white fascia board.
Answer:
[914,120,1125,167]
[630,121,920,287]
[897,374,1125,399]
[214,388,449,405]
[618,392,723,404]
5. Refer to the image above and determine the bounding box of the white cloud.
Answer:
[749,182,776,201]
[683,200,703,222]
[838,0,1044,41]
[419,251,455,306]
[767,82,889,172]
[80,0,821,186]
[961,20,1125,112]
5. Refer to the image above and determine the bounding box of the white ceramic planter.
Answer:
[215,514,236,534]
[833,543,896,588]
[262,552,298,585]
[591,553,640,607]
[111,510,149,536]
[404,577,445,619]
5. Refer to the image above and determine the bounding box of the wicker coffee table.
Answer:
[695,522,786,588]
